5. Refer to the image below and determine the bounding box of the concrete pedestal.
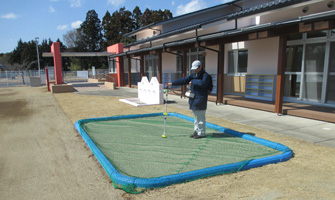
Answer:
[104,82,116,90]
[30,77,41,87]
[51,84,74,93]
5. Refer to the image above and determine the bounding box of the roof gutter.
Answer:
[124,24,202,48]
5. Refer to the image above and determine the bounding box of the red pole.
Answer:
[45,67,50,92]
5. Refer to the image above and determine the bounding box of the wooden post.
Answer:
[119,57,125,86]
[140,55,144,79]
[45,67,50,91]
[182,49,187,97]
[128,57,131,87]
[275,35,287,114]
[158,51,162,84]
[217,44,225,104]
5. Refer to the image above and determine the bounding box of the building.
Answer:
[108,0,335,120]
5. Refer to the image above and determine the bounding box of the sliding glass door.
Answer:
[284,45,303,98]
[303,43,325,102]
[285,30,335,106]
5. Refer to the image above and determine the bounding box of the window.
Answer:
[108,58,117,73]
[145,54,158,80]
[286,45,303,72]
[331,29,335,36]
[228,50,248,75]
[326,42,335,103]
[284,45,303,98]
[303,43,326,101]
[284,30,335,106]
[176,48,206,75]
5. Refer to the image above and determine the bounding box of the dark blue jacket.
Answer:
[172,70,212,110]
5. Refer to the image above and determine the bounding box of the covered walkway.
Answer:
[170,89,335,123]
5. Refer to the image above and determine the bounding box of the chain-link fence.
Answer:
[0,70,217,94]
[0,69,90,87]
[0,70,45,87]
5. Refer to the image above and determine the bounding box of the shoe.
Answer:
[194,135,206,139]
[189,131,197,138]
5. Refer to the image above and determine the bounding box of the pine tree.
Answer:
[132,6,142,30]
[78,10,104,69]
[141,8,153,26]
[102,11,113,48]
[79,10,103,52]
[9,39,24,65]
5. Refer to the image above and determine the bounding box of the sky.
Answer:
[0,0,233,54]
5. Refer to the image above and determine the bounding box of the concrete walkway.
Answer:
[76,86,335,148]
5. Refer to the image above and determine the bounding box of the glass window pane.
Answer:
[327,42,335,103]
[303,43,326,101]
[176,56,182,73]
[327,76,335,103]
[286,45,303,72]
[305,43,325,73]
[145,54,158,80]
[238,50,248,73]
[284,74,301,98]
[303,74,323,101]
[124,58,129,72]
[331,29,335,36]
[228,51,235,74]
[328,42,335,73]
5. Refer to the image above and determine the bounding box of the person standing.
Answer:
[166,60,213,139]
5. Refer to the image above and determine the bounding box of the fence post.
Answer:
[5,71,8,87]
[46,67,50,91]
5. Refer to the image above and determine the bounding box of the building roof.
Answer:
[42,52,115,58]
[111,7,335,58]
[124,0,243,38]
[124,0,309,48]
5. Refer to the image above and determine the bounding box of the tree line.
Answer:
[2,7,172,70]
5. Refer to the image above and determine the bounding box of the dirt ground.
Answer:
[1,86,334,200]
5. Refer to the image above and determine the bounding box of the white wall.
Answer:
[205,46,219,74]
[247,37,279,74]
[162,53,177,73]
[160,37,279,75]
[224,37,279,75]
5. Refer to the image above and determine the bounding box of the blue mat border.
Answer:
[75,112,293,189]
